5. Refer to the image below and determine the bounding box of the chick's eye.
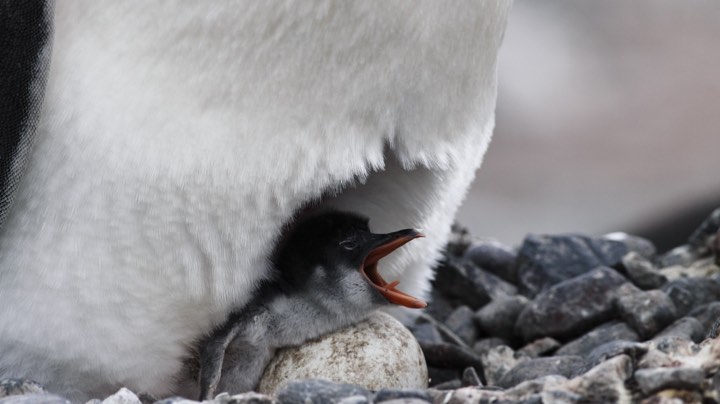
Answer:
[339,239,357,250]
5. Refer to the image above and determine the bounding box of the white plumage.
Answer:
[0,1,511,401]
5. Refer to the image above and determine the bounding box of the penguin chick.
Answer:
[196,210,425,400]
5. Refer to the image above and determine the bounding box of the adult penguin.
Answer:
[0,1,512,401]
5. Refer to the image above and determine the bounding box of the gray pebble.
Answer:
[557,322,639,357]
[497,356,587,389]
[515,234,629,297]
[462,240,518,283]
[472,337,507,356]
[621,251,667,290]
[474,295,528,340]
[517,337,561,358]
[615,288,678,339]
[515,267,629,341]
[653,317,706,343]
[585,340,648,369]
[275,379,370,404]
[445,306,478,345]
[634,367,705,395]
[373,388,431,403]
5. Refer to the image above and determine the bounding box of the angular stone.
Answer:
[445,306,478,345]
[557,322,639,357]
[688,207,720,250]
[336,396,369,404]
[504,375,568,400]
[517,337,561,358]
[429,379,461,391]
[603,232,657,259]
[374,399,430,404]
[434,259,512,309]
[481,345,524,387]
[419,341,483,371]
[424,289,454,323]
[659,245,705,269]
[586,341,648,369]
[615,289,678,339]
[215,392,276,404]
[441,387,503,404]
[0,380,46,398]
[621,251,667,290]
[373,389,431,403]
[462,240,518,283]
[152,397,198,404]
[689,301,720,337]
[634,367,705,395]
[100,389,141,404]
[560,355,633,403]
[275,380,371,404]
[515,234,629,297]
[653,317,705,343]
[662,277,720,316]
[498,356,587,389]
[516,267,629,341]
[474,295,528,340]
[472,337,507,356]
[409,320,443,344]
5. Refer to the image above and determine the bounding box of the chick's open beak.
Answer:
[361,229,427,309]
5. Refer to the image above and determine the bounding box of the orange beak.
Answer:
[360,229,427,309]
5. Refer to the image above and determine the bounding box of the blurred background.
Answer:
[456,0,720,252]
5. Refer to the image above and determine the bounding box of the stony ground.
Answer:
[2,208,720,404]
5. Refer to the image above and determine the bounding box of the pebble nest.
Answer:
[2,208,720,404]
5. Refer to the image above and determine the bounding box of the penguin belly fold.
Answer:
[0,1,512,401]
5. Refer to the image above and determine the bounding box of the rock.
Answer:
[517,337,561,358]
[0,395,70,404]
[100,389,141,404]
[440,387,503,404]
[474,295,528,340]
[634,367,705,395]
[688,207,720,251]
[480,345,525,387]
[432,259,490,309]
[689,302,720,337]
[585,341,648,369]
[515,267,629,341]
[472,337,507,356]
[409,320,443,344]
[373,389,431,403]
[427,368,459,387]
[615,288,678,339]
[603,232,657,259]
[0,380,46,398]
[275,380,371,404]
[152,397,198,404]
[621,251,667,290]
[557,355,633,403]
[661,277,720,316]
[446,224,473,257]
[375,399,430,404]
[462,240,518,283]
[257,312,427,394]
[497,356,587,389]
[658,245,702,268]
[418,342,483,371]
[214,392,276,404]
[640,390,703,404]
[653,317,705,343]
[637,348,674,369]
[556,322,639,356]
[515,234,629,297]
[336,396,370,404]
[444,306,477,345]
[503,375,567,400]
[461,367,483,387]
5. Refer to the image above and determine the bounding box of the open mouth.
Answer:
[360,230,427,309]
